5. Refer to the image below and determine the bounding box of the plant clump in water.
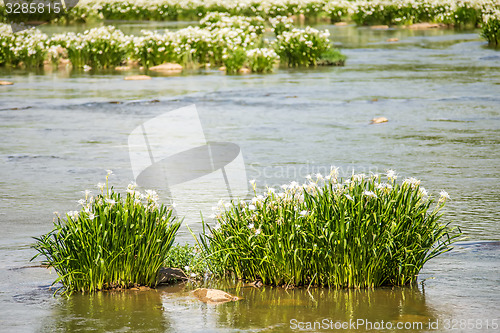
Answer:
[33,171,181,294]
[200,169,461,289]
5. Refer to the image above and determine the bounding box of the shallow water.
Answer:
[0,24,499,332]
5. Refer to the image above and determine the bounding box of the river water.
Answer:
[0,24,499,332]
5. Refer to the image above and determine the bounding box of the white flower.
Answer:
[77,199,86,206]
[248,204,256,211]
[248,223,254,229]
[299,210,309,216]
[67,210,79,219]
[106,169,113,176]
[386,169,397,180]
[403,177,421,188]
[344,194,354,201]
[439,190,450,201]
[249,179,257,190]
[105,198,116,205]
[190,272,197,278]
[96,182,105,191]
[184,265,190,271]
[363,190,377,198]
[255,228,261,235]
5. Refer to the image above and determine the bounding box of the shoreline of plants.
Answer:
[33,169,461,294]
[1,0,498,45]
[0,13,345,73]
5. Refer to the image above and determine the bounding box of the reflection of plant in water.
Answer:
[39,290,168,332]
[209,284,437,331]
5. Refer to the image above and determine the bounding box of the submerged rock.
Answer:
[192,288,242,304]
[408,23,446,30]
[387,38,399,42]
[238,67,251,74]
[371,116,389,124]
[371,25,389,30]
[0,81,14,86]
[149,63,183,72]
[124,75,151,80]
[157,267,187,284]
[115,66,132,71]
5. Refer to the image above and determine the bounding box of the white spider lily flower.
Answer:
[386,169,397,180]
[439,190,450,202]
[105,198,116,205]
[363,190,377,198]
[67,211,79,219]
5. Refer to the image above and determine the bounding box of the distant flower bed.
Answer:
[0,13,345,71]
[1,0,498,28]
[1,1,498,46]
[33,172,181,294]
[200,170,461,288]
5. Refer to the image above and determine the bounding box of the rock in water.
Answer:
[238,67,251,74]
[371,117,388,124]
[192,288,242,304]
[157,267,187,283]
[149,63,183,72]
[124,75,151,80]
[0,81,14,85]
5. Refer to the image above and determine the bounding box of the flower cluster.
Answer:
[203,168,459,288]
[1,13,342,72]
[50,26,131,68]
[481,9,500,45]
[0,27,47,68]
[273,27,331,67]
[1,0,496,25]
[246,48,279,73]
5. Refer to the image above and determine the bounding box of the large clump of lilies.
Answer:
[200,168,461,288]
[33,171,181,294]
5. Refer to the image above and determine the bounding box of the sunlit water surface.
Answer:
[0,24,499,332]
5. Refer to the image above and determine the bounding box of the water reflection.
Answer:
[156,282,438,332]
[40,290,168,332]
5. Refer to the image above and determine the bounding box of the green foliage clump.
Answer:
[0,27,47,68]
[33,174,181,294]
[200,170,461,288]
[52,26,130,69]
[164,244,209,278]
[222,47,248,73]
[482,12,500,46]
[273,27,332,67]
[247,48,279,73]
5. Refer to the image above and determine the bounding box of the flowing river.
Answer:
[0,23,499,332]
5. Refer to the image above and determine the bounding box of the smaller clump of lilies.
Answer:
[33,168,461,295]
